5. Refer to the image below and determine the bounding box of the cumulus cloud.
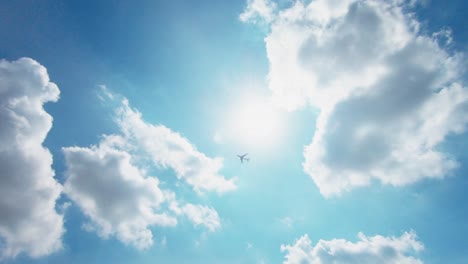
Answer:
[281,231,423,264]
[242,0,468,196]
[116,99,236,194]
[63,93,230,249]
[63,135,177,250]
[0,58,64,258]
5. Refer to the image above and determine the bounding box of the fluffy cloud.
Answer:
[116,99,236,194]
[242,0,468,196]
[63,94,230,249]
[0,58,64,258]
[281,231,423,264]
[63,136,177,250]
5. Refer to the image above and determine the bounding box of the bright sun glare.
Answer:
[222,93,287,152]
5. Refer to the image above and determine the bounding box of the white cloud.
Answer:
[117,99,236,194]
[0,58,64,258]
[180,204,221,232]
[63,94,228,249]
[63,135,177,250]
[281,231,424,264]
[279,217,293,228]
[167,194,221,232]
[248,0,468,196]
[239,0,277,24]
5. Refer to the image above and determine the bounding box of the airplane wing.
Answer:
[238,153,249,163]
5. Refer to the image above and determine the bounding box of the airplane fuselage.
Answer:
[238,154,249,163]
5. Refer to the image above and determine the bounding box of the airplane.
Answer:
[237,153,249,163]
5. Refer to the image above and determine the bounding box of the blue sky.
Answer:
[0,0,467,263]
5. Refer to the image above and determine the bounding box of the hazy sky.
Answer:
[0,0,467,263]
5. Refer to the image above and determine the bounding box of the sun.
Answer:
[221,93,287,152]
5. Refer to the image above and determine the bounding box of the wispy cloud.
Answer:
[168,195,221,232]
[239,0,277,24]
[117,99,237,194]
[278,217,293,228]
[247,242,253,249]
[160,236,167,248]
